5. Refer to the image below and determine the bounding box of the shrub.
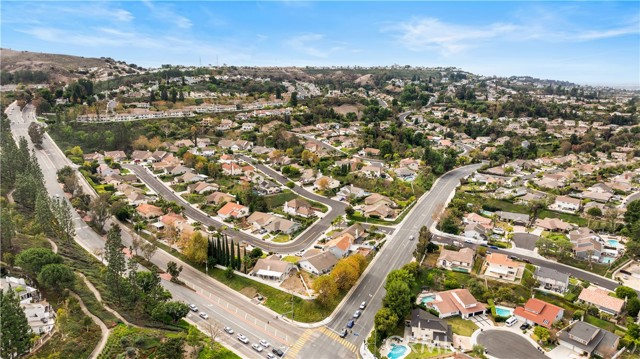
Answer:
[564,293,577,302]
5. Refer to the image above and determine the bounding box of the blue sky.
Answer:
[2,1,639,87]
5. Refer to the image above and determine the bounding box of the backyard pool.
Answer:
[388,344,409,359]
[606,239,620,248]
[495,306,514,317]
[601,256,615,264]
[421,295,436,305]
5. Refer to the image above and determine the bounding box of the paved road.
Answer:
[477,330,547,359]
[295,163,483,358]
[6,103,302,359]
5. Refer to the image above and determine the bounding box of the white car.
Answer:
[353,310,361,318]
[359,301,367,310]
[409,235,415,240]
[259,339,270,348]
[224,326,234,334]
[237,334,249,344]
[198,312,208,320]
[252,344,264,352]
[266,354,276,359]
[189,304,198,312]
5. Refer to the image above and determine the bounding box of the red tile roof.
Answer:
[513,298,563,329]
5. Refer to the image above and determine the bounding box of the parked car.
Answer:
[339,329,348,338]
[189,304,198,312]
[359,301,367,310]
[259,339,270,348]
[489,245,499,250]
[509,255,519,260]
[237,334,249,344]
[353,310,361,318]
[252,344,264,352]
[272,348,284,357]
[224,326,234,334]
[266,354,276,359]
[465,239,475,244]
[520,323,531,330]
[347,319,355,328]
[198,312,209,320]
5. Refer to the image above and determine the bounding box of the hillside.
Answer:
[0,48,144,84]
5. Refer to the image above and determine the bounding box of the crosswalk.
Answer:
[286,329,314,359]
[318,326,359,353]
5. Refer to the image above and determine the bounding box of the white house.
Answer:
[552,196,582,213]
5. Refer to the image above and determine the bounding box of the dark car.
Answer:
[489,245,499,250]
[272,348,284,357]
[339,329,348,338]
[509,255,519,260]
[522,258,531,264]
[347,319,355,328]
[520,323,531,330]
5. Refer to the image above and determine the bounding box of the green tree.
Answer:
[586,207,603,217]
[167,261,183,282]
[90,193,111,233]
[27,122,45,148]
[15,247,62,277]
[37,264,75,292]
[162,301,190,323]
[379,140,393,158]
[615,286,637,300]
[624,200,640,225]
[51,197,75,242]
[413,226,431,262]
[331,259,359,291]
[104,224,127,298]
[385,269,415,291]
[374,307,399,337]
[345,206,355,216]
[383,280,412,320]
[0,289,33,358]
[0,208,14,253]
[313,275,338,307]
[156,336,185,359]
[290,92,298,107]
[627,297,640,318]
[533,326,550,343]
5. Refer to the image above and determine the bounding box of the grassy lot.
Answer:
[584,315,620,333]
[72,276,120,328]
[171,183,188,192]
[264,191,298,209]
[181,193,205,204]
[11,233,52,253]
[30,296,101,359]
[445,317,478,336]
[406,344,451,359]
[282,256,300,264]
[272,234,291,243]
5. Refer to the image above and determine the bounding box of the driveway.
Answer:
[477,330,547,359]
[471,315,494,328]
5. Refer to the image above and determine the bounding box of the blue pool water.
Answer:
[601,256,615,264]
[421,295,436,305]
[388,344,408,359]
[606,239,620,248]
[495,306,514,317]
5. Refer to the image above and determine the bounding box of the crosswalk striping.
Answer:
[286,329,314,359]
[318,327,358,353]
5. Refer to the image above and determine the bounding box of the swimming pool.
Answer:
[495,306,514,317]
[421,295,436,305]
[388,344,408,359]
[601,256,615,264]
[606,239,620,248]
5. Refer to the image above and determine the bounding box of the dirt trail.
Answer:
[69,292,110,359]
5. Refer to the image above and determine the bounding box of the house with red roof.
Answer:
[514,298,564,329]
[217,202,249,220]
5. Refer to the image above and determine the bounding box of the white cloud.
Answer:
[142,0,192,29]
[284,33,350,58]
[386,16,639,55]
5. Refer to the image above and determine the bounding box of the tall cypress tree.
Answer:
[229,242,235,269]
[216,236,222,264]
[236,243,241,270]
[1,288,33,358]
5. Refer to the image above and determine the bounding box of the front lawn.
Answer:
[445,316,478,336]
[264,191,298,209]
[272,234,291,243]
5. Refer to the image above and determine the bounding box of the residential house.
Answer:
[104,150,127,162]
[534,218,574,232]
[283,199,315,218]
[463,223,487,241]
[83,152,104,162]
[217,202,249,220]
[360,148,381,157]
[582,191,612,203]
[569,228,604,260]
[176,172,208,183]
[362,203,395,219]
[136,203,164,219]
[255,180,282,195]
[300,169,316,185]
[241,122,256,131]
[331,223,368,243]
[249,255,294,282]
[399,158,420,171]
[394,167,416,180]
[299,252,339,275]
[463,213,493,229]
[364,193,395,207]
[205,192,234,205]
[437,248,475,273]
[534,266,570,293]
[483,253,524,282]
[314,176,340,190]
[188,182,219,194]
[513,298,564,329]
[552,196,582,213]
[425,289,486,319]
[325,234,353,258]
[174,139,195,148]
[0,277,39,304]
[97,163,120,177]
[222,163,243,176]
[247,212,274,229]
[167,165,191,176]
[409,309,453,348]
[558,321,620,359]
[577,287,624,316]
[131,150,152,163]
[264,217,299,235]
[23,302,55,336]
[360,165,384,178]
[337,184,368,199]
[495,211,530,225]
